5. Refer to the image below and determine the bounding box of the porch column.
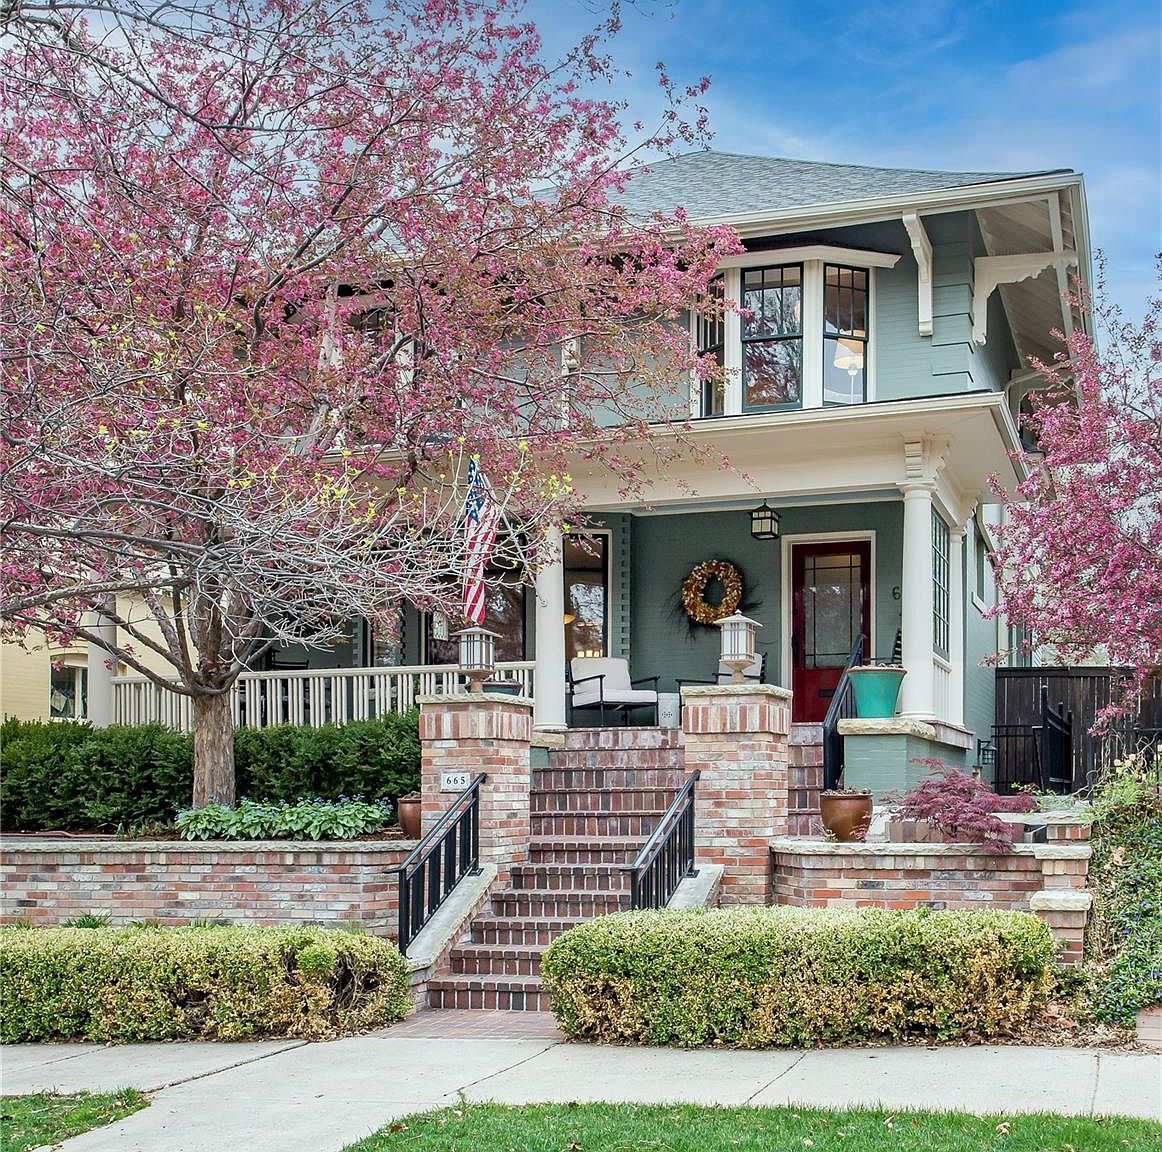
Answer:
[948,525,966,726]
[897,482,935,718]
[85,599,117,727]
[533,526,566,729]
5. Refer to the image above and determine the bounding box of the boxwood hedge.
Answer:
[0,925,413,1042]
[541,906,1056,1047]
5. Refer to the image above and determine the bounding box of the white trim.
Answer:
[972,591,988,616]
[901,212,933,337]
[866,267,877,403]
[972,250,1077,344]
[1047,193,1075,341]
[722,266,742,416]
[800,261,824,409]
[718,244,900,270]
[932,653,953,673]
[779,531,877,696]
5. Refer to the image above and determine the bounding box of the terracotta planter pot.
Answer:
[397,796,422,841]
[820,793,873,842]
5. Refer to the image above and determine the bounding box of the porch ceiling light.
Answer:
[750,500,781,541]
[718,612,761,682]
[454,625,498,693]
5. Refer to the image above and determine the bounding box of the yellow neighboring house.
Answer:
[1,637,90,722]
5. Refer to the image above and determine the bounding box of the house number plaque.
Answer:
[439,771,471,792]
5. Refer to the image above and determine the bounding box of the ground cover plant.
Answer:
[1085,754,1162,1025]
[339,1102,1160,1152]
[0,713,419,833]
[175,797,395,841]
[0,1090,147,1152]
[542,906,1056,1047]
[0,925,411,1042]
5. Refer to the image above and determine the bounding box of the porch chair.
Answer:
[568,657,659,726]
[675,651,767,692]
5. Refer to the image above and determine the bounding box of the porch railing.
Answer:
[822,635,864,791]
[110,661,535,732]
[628,770,700,910]
[395,773,484,955]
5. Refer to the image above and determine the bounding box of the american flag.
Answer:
[462,458,500,625]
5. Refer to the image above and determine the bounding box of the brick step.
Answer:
[528,836,643,865]
[531,812,662,838]
[532,767,685,791]
[529,787,676,813]
[470,915,583,946]
[509,863,631,891]
[449,942,548,977]
[491,888,630,918]
[427,975,551,1012]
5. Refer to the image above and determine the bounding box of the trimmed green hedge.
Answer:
[0,925,412,1042]
[541,907,1056,1047]
[0,713,420,832]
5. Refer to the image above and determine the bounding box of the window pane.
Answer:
[50,666,86,719]
[564,535,607,660]
[745,339,801,408]
[824,335,865,404]
[428,580,525,663]
[803,552,862,668]
[743,265,801,339]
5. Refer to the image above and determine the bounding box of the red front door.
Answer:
[791,541,871,723]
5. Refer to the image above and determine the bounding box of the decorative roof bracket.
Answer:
[901,212,933,337]
[972,250,1077,344]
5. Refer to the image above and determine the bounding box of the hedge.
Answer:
[0,712,420,832]
[541,906,1056,1047]
[0,925,413,1042]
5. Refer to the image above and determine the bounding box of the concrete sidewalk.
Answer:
[2,1016,1159,1152]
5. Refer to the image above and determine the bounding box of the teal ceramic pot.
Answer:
[848,666,906,718]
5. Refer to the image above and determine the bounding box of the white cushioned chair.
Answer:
[569,657,659,725]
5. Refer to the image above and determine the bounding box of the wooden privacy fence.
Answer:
[994,667,1162,792]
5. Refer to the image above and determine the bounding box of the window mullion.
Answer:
[723,267,742,416]
[801,261,824,409]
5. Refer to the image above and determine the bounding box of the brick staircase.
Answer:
[427,728,684,1011]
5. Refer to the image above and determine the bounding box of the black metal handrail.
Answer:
[628,770,700,910]
[395,774,484,954]
[822,634,865,791]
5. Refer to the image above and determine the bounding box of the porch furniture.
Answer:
[675,651,766,691]
[569,657,659,726]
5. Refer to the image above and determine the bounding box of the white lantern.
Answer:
[717,612,761,683]
[454,626,498,692]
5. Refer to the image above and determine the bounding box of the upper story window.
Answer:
[823,265,868,406]
[741,264,802,411]
[695,276,725,418]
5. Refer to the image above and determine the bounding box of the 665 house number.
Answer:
[439,771,471,792]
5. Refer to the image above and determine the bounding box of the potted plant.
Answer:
[820,788,873,842]
[848,663,906,718]
[396,792,422,840]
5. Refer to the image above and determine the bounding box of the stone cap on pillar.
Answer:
[679,683,792,701]
[416,692,533,708]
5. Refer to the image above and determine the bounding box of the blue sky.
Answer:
[528,0,1160,319]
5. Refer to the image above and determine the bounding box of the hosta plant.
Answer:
[175,797,394,841]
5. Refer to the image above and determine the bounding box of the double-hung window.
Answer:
[823,265,868,405]
[741,264,802,411]
[695,276,725,417]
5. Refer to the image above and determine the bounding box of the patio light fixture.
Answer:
[454,625,498,692]
[718,612,761,682]
[749,500,781,540]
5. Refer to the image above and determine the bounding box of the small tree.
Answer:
[992,263,1161,717]
[1,0,740,804]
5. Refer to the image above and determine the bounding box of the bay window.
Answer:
[695,276,725,417]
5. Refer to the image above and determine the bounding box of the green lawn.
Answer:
[343,1102,1161,1152]
[0,1090,147,1151]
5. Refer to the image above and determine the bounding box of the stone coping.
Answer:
[1032,843,1092,860]
[416,692,533,708]
[1030,889,1093,912]
[679,683,792,701]
[837,717,938,740]
[928,720,977,751]
[531,728,567,750]
[770,836,1040,858]
[0,837,418,854]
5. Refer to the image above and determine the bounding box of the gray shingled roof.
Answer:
[613,151,1070,220]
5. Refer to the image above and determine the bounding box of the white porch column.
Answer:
[948,525,966,726]
[85,600,117,726]
[533,527,567,729]
[897,483,935,718]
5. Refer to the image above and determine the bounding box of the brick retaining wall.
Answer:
[0,839,415,936]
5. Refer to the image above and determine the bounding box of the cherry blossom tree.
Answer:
[992,263,1161,717]
[1,0,740,803]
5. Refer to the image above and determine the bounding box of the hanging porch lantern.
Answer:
[750,500,780,540]
[718,612,761,682]
[454,625,498,692]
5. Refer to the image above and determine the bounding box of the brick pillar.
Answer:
[681,683,792,905]
[418,694,533,882]
[1029,811,1094,965]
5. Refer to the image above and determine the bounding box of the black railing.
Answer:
[1039,687,1073,794]
[396,774,484,954]
[822,635,865,791]
[628,770,700,910]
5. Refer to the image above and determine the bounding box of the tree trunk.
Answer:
[192,691,236,807]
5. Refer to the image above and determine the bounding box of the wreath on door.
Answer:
[680,559,743,626]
